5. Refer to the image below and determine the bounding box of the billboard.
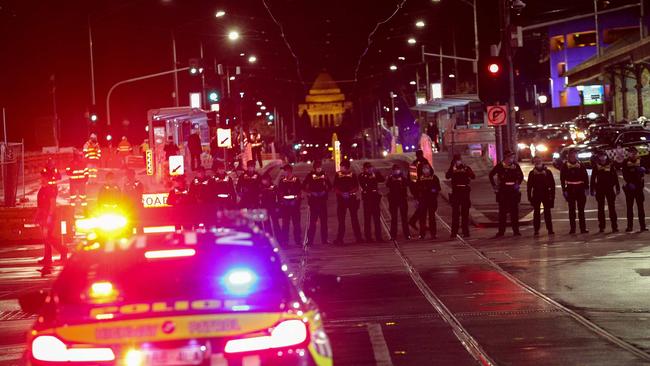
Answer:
[582,85,604,105]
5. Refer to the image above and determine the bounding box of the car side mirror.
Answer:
[19,290,48,314]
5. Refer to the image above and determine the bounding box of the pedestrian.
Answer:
[237,160,261,209]
[489,150,524,237]
[278,165,302,245]
[333,160,363,244]
[386,164,410,240]
[139,138,150,159]
[413,164,441,239]
[190,166,210,203]
[409,149,430,183]
[117,136,132,167]
[35,172,67,273]
[97,172,122,210]
[188,129,203,171]
[359,162,385,242]
[82,133,101,180]
[163,136,180,160]
[622,147,647,232]
[426,121,440,151]
[66,152,88,210]
[560,149,589,234]
[527,156,555,236]
[122,169,144,231]
[303,160,331,245]
[249,128,263,168]
[260,173,281,237]
[591,150,620,233]
[446,154,475,238]
[209,160,237,211]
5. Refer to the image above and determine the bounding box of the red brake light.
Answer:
[488,63,500,74]
[144,248,196,259]
[224,319,308,354]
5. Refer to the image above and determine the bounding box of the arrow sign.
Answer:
[217,128,232,148]
[168,155,184,176]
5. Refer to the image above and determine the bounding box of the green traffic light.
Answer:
[208,91,220,102]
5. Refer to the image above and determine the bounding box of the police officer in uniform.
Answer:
[413,164,441,239]
[190,167,210,203]
[489,150,524,237]
[237,160,261,209]
[359,162,385,242]
[527,156,555,235]
[333,160,363,244]
[303,160,331,245]
[590,150,620,233]
[622,147,647,232]
[209,160,237,210]
[66,152,88,210]
[259,173,280,237]
[167,176,194,229]
[386,164,410,240]
[446,154,475,238]
[278,165,302,245]
[97,172,122,209]
[560,149,589,234]
[122,169,144,229]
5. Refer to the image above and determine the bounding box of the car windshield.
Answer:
[587,130,620,145]
[537,129,570,140]
[52,232,292,320]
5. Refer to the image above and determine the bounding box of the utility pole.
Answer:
[88,17,96,105]
[172,32,180,107]
[501,0,517,155]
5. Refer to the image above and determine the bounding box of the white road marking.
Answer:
[366,323,394,366]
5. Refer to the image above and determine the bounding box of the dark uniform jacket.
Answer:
[237,171,261,197]
[385,174,409,202]
[333,171,359,198]
[167,187,193,206]
[123,180,144,208]
[97,184,121,207]
[359,171,385,199]
[190,176,210,202]
[413,174,441,201]
[590,161,620,193]
[560,161,589,192]
[622,158,646,190]
[259,182,278,209]
[303,171,331,201]
[489,162,524,190]
[209,173,236,201]
[445,164,475,189]
[527,167,555,202]
[278,176,302,206]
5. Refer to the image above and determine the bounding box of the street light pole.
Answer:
[502,0,517,155]
[88,17,96,105]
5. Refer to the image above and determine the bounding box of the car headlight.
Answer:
[517,143,527,150]
[577,151,592,159]
[552,152,560,159]
[535,144,549,152]
[577,131,586,139]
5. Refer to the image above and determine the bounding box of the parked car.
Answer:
[529,127,573,161]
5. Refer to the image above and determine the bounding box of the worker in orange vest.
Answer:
[82,133,101,180]
[65,152,89,210]
[117,136,132,167]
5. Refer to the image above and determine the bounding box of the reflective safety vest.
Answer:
[41,167,62,186]
[66,161,89,183]
[83,141,101,160]
[117,140,132,154]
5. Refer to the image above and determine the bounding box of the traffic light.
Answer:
[189,58,203,75]
[87,106,98,123]
[206,88,221,103]
[478,56,508,104]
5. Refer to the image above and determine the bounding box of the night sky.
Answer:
[0,0,641,148]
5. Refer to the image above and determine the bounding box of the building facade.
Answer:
[298,72,353,128]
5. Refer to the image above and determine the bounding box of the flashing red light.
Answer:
[488,63,500,74]
[144,248,196,259]
[224,319,308,354]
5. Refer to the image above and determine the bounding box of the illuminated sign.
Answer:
[142,193,170,208]
[332,133,341,172]
[145,150,154,176]
[169,155,184,176]
[217,128,232,148]
[582,85,604,105]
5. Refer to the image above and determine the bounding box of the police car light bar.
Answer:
[144,248,196,259]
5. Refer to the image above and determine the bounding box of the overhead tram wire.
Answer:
[261,0,306,86]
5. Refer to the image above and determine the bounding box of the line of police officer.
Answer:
[490,146,648,237]
[167,155,478,245]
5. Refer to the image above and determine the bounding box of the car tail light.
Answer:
[32,335,115,362]
[224,319,308,354]
[144,248,196,259]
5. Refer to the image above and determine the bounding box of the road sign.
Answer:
[145,150,154,176]
[487,105,507,126]
[169,155,184,176]
[142,193,170,208]
[217,128,232,148]
[332,133,341,172]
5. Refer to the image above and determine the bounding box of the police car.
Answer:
[21,224,333,366]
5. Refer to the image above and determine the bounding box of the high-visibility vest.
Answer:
[66,161,89,183]
[83,141,101,160]
[117,140,132,154]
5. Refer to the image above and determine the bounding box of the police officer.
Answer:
[259,173,281,236]
[560,149,589,234]
[591,150,620,233]
[237,160,261,209]
[97,172,122,209]
[333,160,363,244]
[123,169,144,231]
[409,149,429,182]
[359,162,385,242]
[622,147,647,232]
[167,176,194,229]
[303,160,331,245]
[446,154,475,238]
[36,172,67,273]
[527,156,555,236]
[190,166,210,203]
[278,165,302,246]
[209,160,237,211]
[66,152,88,209]
[385,164,410,240]
[413,164,441,239]
[41,158,62,190]
[489,150,524,237]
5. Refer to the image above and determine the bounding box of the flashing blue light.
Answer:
[222,268,258,296]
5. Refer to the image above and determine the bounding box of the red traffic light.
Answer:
[488,63,500,74]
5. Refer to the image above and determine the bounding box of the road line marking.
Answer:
[366,323,394,366]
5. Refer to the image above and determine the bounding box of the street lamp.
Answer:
[215,10,226,18]
[389,64,398,71]
[537,94,548,124]
[407,37,417,45]
[228,30,240,41]
[415,20,425,28]
[248,55,257,63]
[256,101,263,106]
[537,94,548,104]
